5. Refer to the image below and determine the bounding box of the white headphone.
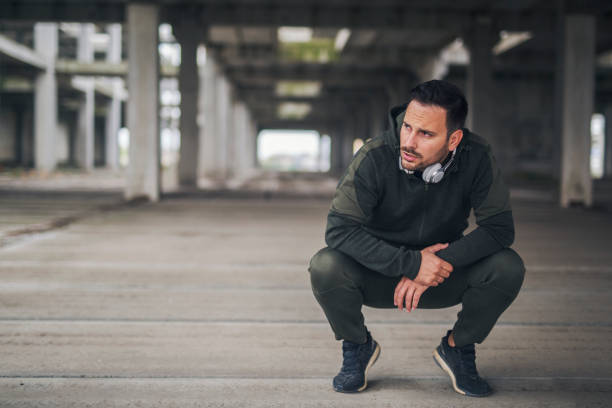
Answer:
[421,149,456,184]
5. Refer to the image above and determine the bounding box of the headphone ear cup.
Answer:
[431,169,445,183]
[422,163,442,183]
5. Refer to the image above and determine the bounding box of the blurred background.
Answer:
[1,2,612,406]
[0,0,611,206]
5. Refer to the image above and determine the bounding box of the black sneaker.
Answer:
[333,330,381,393]
[433,330,492,397]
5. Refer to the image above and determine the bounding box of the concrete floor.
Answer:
[1,175,612,407]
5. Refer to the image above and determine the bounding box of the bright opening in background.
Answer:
[591,113,605,179]
[257,129,330,172]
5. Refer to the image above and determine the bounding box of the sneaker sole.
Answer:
[433,349,491,398]
[335,342,381,393]
[357,342,381,392]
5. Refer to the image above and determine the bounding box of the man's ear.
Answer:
[448,129,463,151]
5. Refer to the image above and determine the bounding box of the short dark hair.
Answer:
[406,80,468,136]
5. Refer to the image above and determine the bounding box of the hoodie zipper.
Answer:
[417,183,428,241]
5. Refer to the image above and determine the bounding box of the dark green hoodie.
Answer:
[325,104,514,279]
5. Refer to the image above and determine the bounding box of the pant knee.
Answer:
[484,248,525,298]
[309,247,351,294]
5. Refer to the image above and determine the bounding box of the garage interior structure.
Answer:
[1,0,612,206]
[2,2,612,406]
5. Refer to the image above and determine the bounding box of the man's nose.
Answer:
[404,129,417,149]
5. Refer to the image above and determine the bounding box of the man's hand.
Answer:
[394,276,428,312]
[393,243,451,312]
[414,243,453,287]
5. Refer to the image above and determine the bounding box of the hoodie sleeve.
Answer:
[325,147,422,279]
[435,145,514,268]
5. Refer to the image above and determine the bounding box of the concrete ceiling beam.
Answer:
[0,1,125,22]
[0,33,46,69]
[1,1,572,34]
[225,64,415,87]
[54,59,178,77]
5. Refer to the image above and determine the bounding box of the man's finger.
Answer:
[412,286,427,310]
[394,277,407,306]
[440,260,453,273]
[424,243,449,254]
[395,281,409,310]
[405,285,416,312]
[394,279,405,307]
[393,281,401,305]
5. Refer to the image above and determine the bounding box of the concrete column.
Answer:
[14,108,24,165]
[560,15,595,207]
[106,24,122,170]
[552,3,565,180]
[175,20,199,187]
[345,113,359,160]
[126,3,160,201]
[370,97,387,139]
[247,112,258,171]
[330,132,343,176]
[200,52,218,181]
[330,121,353,176]
[465,17,500,164]
[231,101,256,180]
[232,102,244,178]
[75,23,95,170]
[33,23,58,172]
[605,105,612,177]
[214,73,232,181]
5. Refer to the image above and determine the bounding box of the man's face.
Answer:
[399,100,462,171]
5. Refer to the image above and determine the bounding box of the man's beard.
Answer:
[400,145,449,171]
[400,147,422,159]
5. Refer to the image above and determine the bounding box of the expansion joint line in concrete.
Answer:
[0,197,148,249]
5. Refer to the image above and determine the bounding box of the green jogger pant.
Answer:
[308,247,525,347]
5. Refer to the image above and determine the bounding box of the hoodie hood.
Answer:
[383,103,409,150]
